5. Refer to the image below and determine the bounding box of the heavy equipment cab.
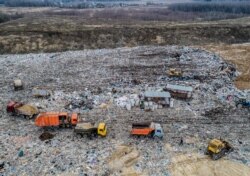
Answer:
[207,139,224,154]
[167,68,183,77]
[97,123,107,137]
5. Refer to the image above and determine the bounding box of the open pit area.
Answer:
[0,46,249,175]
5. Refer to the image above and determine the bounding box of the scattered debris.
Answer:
[115,94,140,110]
[13,79,23,91]
[143,91,172,110]
[0,161,4,171]
[32,88,51,98]
[18,150,24,157]
[235,96,250,108]
[39,132,55,141]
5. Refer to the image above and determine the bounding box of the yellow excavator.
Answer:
[205,139,233,160]
[167,68,183,77]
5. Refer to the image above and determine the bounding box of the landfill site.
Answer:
[0,45,250,176]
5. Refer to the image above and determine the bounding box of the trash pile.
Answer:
[115,94,140,110]
[0,46,249,175]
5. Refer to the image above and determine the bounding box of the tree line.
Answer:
[169,2,250,14]
[3,0,137,8]
[0,13,23,23]
[4,0,60,7]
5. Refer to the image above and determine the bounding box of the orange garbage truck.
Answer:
[35,112,78,128]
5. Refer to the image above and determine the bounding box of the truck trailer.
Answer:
[35,112,78,128]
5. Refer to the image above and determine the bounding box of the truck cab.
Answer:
[7,101,21,113]
[97,123,107,137]
[70,113,78,126]
[153,123,164,138]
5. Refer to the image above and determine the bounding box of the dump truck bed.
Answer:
[132,122,152,128]
[16,104,38,116]
[74,122,97,135]
[131,122,155,135]
[131,128,154,135]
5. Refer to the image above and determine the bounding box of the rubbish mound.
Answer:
[0,46,249,175]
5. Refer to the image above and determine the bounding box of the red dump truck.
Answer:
[7,101,39,119]
[130,122,164,138]
[35,112,79,128]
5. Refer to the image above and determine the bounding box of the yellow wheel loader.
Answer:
[205,139,233,160]
[167,68,183,77]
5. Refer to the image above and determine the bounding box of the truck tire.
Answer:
[212,153,220,160]
[20,114,26,119]
[204,150,209,155]
[212,149,226,160]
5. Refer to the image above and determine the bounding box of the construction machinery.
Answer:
[7,101,39,119]
[35,112,78,128]
[13,79,23,91]
[205,139,233,160]
[167,68,183,77]
[74,122,107,138]
[130,122,163,138]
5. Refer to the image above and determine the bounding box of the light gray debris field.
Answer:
[0,46,249,175]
